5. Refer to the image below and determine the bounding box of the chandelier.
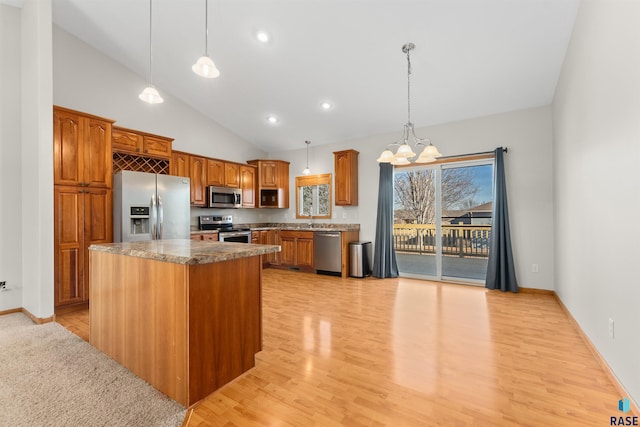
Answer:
[377,43,441,165]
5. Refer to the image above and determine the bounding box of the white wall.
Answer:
[52,26,266,165]
[52,26,269,228]
[553,0,640,405]
[0,5,23,311]
[271,106,555,290]
[20,0,54,318]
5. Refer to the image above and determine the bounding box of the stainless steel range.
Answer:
[198,215,251,243]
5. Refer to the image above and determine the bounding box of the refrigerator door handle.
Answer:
[150,193,157,240]
[158,195,164,239]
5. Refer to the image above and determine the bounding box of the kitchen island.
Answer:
[89,239,280,407]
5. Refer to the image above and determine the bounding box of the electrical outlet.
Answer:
[609,318,615,339]
[531,264,539,273]
[0,281,6,291]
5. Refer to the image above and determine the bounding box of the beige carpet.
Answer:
[0,313,186,427]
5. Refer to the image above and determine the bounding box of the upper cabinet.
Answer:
[112,126,172,160]
[225,163,240,188]
[189,155,207,207]
[334,149,359,206]
[248,160,290,208]
[206,159,225,186]
[240,165,256,208]
[172,151,255,207]
[54,106,114,188]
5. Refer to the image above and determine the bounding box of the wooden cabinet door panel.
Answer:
[334,149,358,206]
[260,161,278,188]
[85,188,112,245]
[83,118,112,188]
[143,135,172,158]
[54,110,82,186]
[206,159,225,186]
[171,152,190,178]
[83,188,112,300]
[190,156,207,206]
[296,238,314,268]
[240,165,255,208]
[54,186,85,307]
[112,128,143,153]
[225,163,240,188]
[280,236,296,265]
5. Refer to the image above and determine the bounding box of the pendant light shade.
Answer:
[138,86,164,104]
[139,0,163,104]
[192,56,220,78]
[302,140,311,175]
[377,43,441,164]
[193,0,220,78]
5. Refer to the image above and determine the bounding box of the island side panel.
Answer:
[187,255,262,404]
[89,251,189,406]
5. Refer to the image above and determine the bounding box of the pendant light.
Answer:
[377,43,441,164]
[139,0,163,104]
[192,0,220,78]
[302,140,311,175]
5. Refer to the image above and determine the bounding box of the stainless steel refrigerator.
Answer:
[113,170,191,242]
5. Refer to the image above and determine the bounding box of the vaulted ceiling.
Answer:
[45,0,580,152]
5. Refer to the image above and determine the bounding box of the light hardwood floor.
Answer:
[57,269,628,426]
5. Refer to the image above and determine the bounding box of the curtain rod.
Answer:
[436,147,507,161]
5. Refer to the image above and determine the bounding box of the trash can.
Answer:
[349,241,372,278]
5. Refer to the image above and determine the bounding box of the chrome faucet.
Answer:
[308,211,314,227]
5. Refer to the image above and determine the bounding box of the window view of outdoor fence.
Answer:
[393,224,491,258]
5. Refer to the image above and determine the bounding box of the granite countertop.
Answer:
[89,239,280,265]
[191,223,360,234]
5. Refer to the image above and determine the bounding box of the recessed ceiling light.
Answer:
[256,31,270,43]
[266,115,278,124]
[320,101,333,110]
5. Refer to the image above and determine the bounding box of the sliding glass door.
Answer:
[393,159,494,283]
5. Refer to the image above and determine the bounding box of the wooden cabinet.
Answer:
[172,151,207,206]
[240,165,256,208]
[53,106,114,310]
[112,127,172,160]
[191,233,219,241]
[206,159,225,186]
[54,185,112,308]
[334,149,359,206]
[206,159,242,188]
[54,107,113,188]
[190,156,207,206]
[279,230,313,270]
[225,163,240,188]
[258,161,279,188]
[171,151,190,178]
[248,159,290,208]
[251,231,259,244]
[259,229,279,266]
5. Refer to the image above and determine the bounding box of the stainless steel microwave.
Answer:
[207,186,241,208]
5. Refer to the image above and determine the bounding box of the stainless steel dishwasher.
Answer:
[314,231,342,276]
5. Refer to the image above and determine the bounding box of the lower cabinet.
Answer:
[54,185,112,309]
[259,229,280,266]
[190,233,219,241]
[279,230,313,271]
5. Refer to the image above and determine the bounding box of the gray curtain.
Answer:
[373,163,399,278]
[485,147,518,292]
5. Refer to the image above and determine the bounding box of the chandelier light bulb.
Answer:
[377,149,395,163]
